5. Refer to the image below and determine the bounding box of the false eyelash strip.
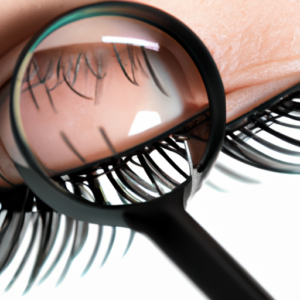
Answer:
[256,119,300,147]
[23,212,61,294]
[240,127,300,157]
[38,216,74,285]
[274,106,300,121]
[0,188,135,295]
[226,133,300,172]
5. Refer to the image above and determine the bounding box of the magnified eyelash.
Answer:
[26,61,40,110]
[62,72,92,100]
[84,54,106,80]
[60,131,86,163]
[94,56,106,105]
[141,46,168,97]
[127,45,138,84]
[99,127,117,155]
[23,43,170,112]
[48,55,64,91]
[137,153,164,195]
[153,143,189,179]
[136,50,148,77]
[66,56,73,83]
[26,57,58,113]
[113,43,138,86]
[142,150,179,188]
[72,53,82,85]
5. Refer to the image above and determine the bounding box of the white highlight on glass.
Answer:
[128,111,161,136]
[101,36,160,51]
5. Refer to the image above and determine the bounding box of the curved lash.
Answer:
[223,86,300,173]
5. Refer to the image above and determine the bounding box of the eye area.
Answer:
[20,38,208,176]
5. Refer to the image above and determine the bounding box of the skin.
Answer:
[1,0,300,187]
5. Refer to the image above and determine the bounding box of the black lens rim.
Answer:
[10,1,226,225]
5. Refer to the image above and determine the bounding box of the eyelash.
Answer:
[23,44,167,113]
[52,111,210,205]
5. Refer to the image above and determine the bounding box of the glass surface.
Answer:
[10,15,211,204]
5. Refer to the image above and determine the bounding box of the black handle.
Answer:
[126,197,274,300]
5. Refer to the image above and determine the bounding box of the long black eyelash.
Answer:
[136,49,148,77]
[66,56,73,82]
[113,43,138,86]
[141,46,168,97]
[32,57,58,113]
[223,89,300,173]
[60,131,86,163]
[142,150,179,187]
[153,143,189,179]
[127,45,138,84]
[26,60,39,110]
[72,53,82,86]
[84,54,106,79]
[24,44,170,109]
[48,55,64,91]
[94,55,106,105]
[99,127,117,155]
[137,153,164,196]
[62,72,93,100]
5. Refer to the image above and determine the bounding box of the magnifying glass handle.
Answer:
[126,195,274,300]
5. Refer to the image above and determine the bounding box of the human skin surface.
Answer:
[1,0,300,187]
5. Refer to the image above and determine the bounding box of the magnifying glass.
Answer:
[0,2,272,299]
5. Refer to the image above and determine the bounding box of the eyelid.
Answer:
[0,38,30,89]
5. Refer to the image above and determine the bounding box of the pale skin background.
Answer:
[1,0,300,187]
